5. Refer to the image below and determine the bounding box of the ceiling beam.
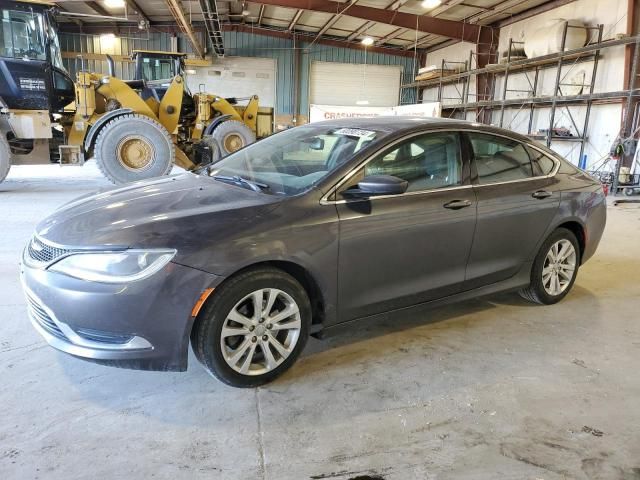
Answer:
[56,3,85,26]
[466,0,533,23]
[347,20,374,41]
[376,27,405,46]
[428,0,466,17]
[404,0,476,49]
[165,0,206,58]
[310,0,356,47]
[125,0,150,26]
[224,23,420,57]
[253,0,493,42]
[257,4,265,24]
[85,1,111,17]
[374,0,410,46]
[288,9,303,30]
[494,0,577,28]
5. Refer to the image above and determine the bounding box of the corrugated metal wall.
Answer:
[60,32,181,81]
[59,30,418,116]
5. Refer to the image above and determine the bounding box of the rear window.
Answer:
[467,133,533,183]
[527,146,556,176]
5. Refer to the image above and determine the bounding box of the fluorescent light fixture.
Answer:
[421,0,442,8]
[361,36,374,46]
[356,100,369,105]
[104,0,125,8]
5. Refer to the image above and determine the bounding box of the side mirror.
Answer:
[342,175,408,198]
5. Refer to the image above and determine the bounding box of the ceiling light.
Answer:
[361,36,374,46]
[421,0,442,8]
[104,0,125,8]
[356,100,369,105]
[242,9,250,16]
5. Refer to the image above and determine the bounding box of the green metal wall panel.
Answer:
[59,31,418,116]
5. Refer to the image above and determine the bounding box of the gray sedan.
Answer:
[21,117,606,387]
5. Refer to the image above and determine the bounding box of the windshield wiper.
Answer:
[212,175,269,193]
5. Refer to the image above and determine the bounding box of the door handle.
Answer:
[443,199,472,210]
[532,190,552,199]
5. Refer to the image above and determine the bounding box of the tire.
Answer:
[191,267,311,387]
[211,120,256,157]
[623,187,635,197]
[0,134,11,183]
[94,113,174,185]
[519,227,581,305]
[200,135,222,164]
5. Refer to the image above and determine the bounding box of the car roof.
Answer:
[308,115,533,144]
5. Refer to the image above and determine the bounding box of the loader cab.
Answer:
[0,0,74,112]
[133,50,186,82]
[132,50,195,118]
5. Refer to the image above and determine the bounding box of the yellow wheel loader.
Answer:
[62,51,262,184]
[0,1,266,185]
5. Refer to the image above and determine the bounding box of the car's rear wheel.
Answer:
[519,228,580,305]
[191,268,310,387]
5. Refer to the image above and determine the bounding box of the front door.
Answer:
[333,131,477,321]
[462,132,561,290]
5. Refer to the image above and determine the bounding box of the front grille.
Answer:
[26,236,73,266]
[26,292,67,341]
[76,328,133,345]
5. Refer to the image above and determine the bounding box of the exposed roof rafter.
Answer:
[253,0,493,43]
[288,9,303,30]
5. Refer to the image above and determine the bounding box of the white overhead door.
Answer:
[310,61,402,107]
[186,57,276,108]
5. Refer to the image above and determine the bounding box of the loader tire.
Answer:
[211,120,256,157]
[0,134,11,183]
[94,113,174,185]
[200,135,222,164]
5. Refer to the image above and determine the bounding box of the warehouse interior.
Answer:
[2,0,640,478]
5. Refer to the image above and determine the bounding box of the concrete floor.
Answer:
[1,164,640,480]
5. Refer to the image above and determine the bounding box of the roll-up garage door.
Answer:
[309,61,402,107]
[186,57,276,108]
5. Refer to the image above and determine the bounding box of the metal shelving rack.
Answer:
[402,26,640,167]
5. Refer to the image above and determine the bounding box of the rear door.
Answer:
[462,132,561,290]
[332,130,477,321]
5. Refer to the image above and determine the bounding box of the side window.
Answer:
[468,133,533,184]
[364,132,462,192]
[526,146,556,176]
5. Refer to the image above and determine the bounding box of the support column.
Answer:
[475,27,499,124]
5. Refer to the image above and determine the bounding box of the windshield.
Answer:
[140,56,180,80]
[47,16,64,70]
[209,124,382,196]
[0,8,46,60]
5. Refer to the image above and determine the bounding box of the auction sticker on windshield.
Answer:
[332,128,376,139]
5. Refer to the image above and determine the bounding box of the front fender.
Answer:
[84,108,133,153]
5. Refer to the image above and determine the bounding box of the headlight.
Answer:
[48,249,176,283]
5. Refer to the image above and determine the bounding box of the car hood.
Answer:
[35,173,282,249]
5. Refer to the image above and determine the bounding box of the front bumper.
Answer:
[21,260,222,372]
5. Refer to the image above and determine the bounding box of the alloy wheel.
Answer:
[220,288,301,376]
[542,239,577,296]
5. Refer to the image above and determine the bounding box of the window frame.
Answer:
[462,131,560,187]
[321,128,472,204]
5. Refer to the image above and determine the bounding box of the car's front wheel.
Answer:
[191,268,311,387]
[519,227,580,305]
